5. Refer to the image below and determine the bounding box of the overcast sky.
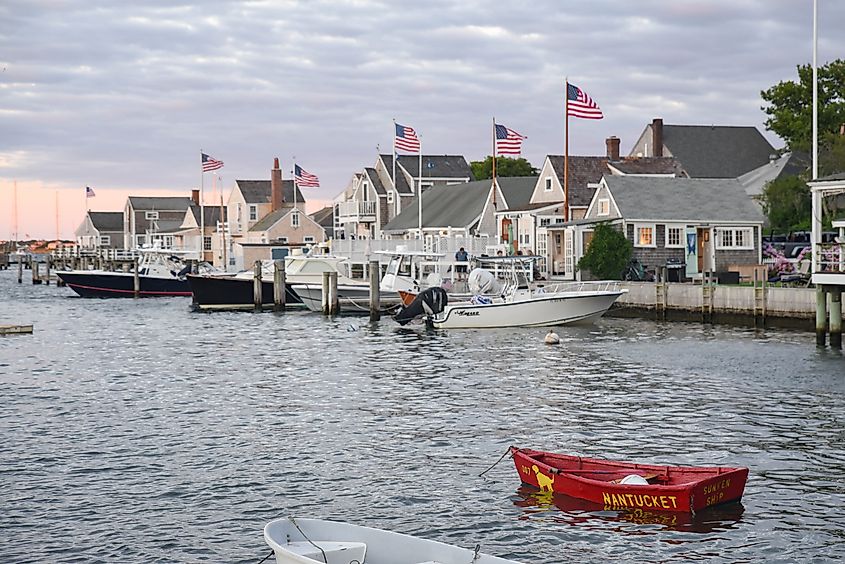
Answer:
[2,0,844,238]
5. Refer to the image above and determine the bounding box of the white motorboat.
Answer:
[395,256,626,329]
[263,517,523,564]
[292,282,403,314]
[56,245,215,298]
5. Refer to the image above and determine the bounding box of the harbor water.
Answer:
[1,269,843,563]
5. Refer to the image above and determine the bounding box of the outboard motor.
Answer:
[394,287,448,326]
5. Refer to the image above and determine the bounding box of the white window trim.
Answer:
[597,198,610,217]
[544,177,553,191]
[292,211,300,228]
[304,236,315,243]
[387,191,394,204]
[145,211,159,220]
[249,205,257,221]
[665,224,685,249]
[99,235,110,246]
[715,227,755,250]
[278,236,288,244]
[634,223,657,248]
[203,235,212,251]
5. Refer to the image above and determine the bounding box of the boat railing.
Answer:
[538,280,623,294]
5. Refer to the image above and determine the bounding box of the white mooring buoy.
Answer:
[544,330,560,345]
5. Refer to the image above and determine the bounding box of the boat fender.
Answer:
[619,474,649,485]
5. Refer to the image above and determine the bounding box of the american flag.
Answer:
[201,152,224,172]
[566,83,603,119]
[495,124,527,156]
[394,123,421,153]
[294,164,320,187]
[85,186,96,198]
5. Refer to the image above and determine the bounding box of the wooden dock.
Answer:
[0,324,34,336]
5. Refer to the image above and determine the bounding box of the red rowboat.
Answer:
[510,447,748,513]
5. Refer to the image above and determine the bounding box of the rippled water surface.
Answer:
[1,269,844,563]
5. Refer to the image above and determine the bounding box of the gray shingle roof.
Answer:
[660,125,776,178]
[383,179,491,231]
[379,154,473,194]
[128,196,193,211]
[189,205,225,225]
[498,176,538,209]
[548,156,608,207]
[236,179,303,204]
[89,211,123,231]
[364,167,387,196]
[608,156,686,176]
[249,205,295,232]
[818,172,845,181]
[604,176,764,222]
[309,206,334,228]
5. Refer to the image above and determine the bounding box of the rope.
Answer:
[478,446,513,477]
[256,549,274,564]
[289,517,329,563]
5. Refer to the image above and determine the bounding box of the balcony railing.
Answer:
[816,243,844,273]
[337,200,377,221]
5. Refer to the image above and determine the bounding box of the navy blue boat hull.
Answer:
[186,274,302,310]
[57,271,191,298]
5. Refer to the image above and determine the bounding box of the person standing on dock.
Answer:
[455,247,468,280]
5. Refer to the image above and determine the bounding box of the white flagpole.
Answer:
[417,137,422,241]
[392,119,397,215]
[200,151,205,257]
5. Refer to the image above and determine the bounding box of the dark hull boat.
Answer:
[56,270,191,298]
[187,273,302,311]
[510,447,748,513]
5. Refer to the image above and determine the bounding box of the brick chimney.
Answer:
[271,157,283,211]
[191,189,199,206]
[606,136,620,161]
[652,118,663,157]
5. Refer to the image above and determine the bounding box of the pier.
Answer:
[0,324,34,336]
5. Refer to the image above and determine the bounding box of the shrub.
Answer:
[577,223,632,279]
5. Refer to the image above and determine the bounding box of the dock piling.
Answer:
[816,287,827,347]
[45,256,51,285]
[253,260,263,311]
[133,257,140,298]
[328,272,339,315]
[369,260,380,321]
[31,261,41,285]
[830,289,842,350]
[273,259,286,311]
[322,271,330,314]
[18,259,23,284]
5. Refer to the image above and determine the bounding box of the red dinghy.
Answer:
[510,447,748,513]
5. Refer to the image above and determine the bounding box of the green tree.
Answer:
[576,222,632,280]
[470,156,537,180]
[761,175,812,232]
[761,59,845,153]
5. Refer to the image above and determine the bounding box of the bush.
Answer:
[577,223,632,279]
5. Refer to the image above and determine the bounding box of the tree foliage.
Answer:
[576,223,632,280]
[761,59,845,153]
[470,156,537,180]
[761,175,812,232]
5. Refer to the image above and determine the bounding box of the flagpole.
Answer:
[492,117,497,183]
[200,150,205,257]
[418,137,423,241]
[392,119,397,218]
[55,190,59,243]
[293,162,298,210]
[564,79,570,223]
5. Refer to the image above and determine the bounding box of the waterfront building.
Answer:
[74,211,125,251]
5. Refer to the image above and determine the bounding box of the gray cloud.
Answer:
[1,0,843,204]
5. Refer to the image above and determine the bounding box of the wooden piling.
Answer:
[830,289,842,350]
[322,271,331,314]
[253,260,263,311]
[133,257,140,298]
[45,256,51,285]
[18,259,23,284]
[816,287,827,347]
[328,272,339,315]
[31,261,40,285]
[369,259,380,321]
[273,259,286,311]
